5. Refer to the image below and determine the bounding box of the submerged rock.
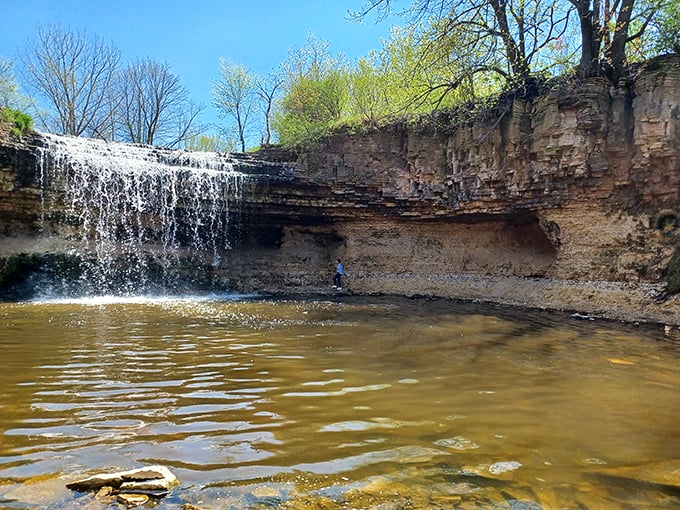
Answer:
[66,465,178,505]
[596,459,680,489]
[434,436,479,450]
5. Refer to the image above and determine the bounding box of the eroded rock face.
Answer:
[1,56,680,324]
[272,56,680,323]
[296,57,680,217]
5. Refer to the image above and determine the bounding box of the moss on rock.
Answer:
[0,253,84,300]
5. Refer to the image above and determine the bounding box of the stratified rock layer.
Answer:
[2,56,680,324]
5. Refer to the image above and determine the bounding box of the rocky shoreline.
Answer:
[269,272,677,328]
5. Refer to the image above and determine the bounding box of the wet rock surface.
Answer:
[66,465,178,506]
[31,457,676,509]
[596,459,680,489]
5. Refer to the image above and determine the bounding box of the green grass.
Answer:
[0,107,33,137]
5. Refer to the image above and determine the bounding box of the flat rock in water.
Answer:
[116,493,150,507]
[596,459,680,489]
[120,479,172,493]
[66,465,178,493]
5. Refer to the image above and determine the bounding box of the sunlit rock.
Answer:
[460,460,523,480]
[488,460,523,475]
[66,465,178,497]
[434,435,479,450]
[116,493,149,507]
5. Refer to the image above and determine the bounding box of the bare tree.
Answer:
[256,73,283,146]
[117,58,203,147]
[22,25,120,136]
[212,58,256,152]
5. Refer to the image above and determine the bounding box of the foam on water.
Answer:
[30,292,262,306]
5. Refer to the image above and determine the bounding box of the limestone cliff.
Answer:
[251,55,680,324]
[2,55,680,325]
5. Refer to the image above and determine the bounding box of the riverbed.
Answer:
[0,295,679,509]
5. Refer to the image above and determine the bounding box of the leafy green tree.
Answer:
[355,0,666,86]
[347,26,434,122]
[353,0,572,91]
[347,19,510,125]
[212,59,257,152]
[0,57,13,108]
[273,34,350,147]
[184,132,236,152]
[274,71,348,146]
[348,55,391,122]
[1,56,55,133]
[652,0,680,54]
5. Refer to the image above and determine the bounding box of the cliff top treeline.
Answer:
[1,0,678,152]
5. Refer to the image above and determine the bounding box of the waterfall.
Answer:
[36,133,248,295]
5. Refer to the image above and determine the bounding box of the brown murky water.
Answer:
[0,295,679,509]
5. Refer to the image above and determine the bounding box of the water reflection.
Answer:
[0,295,679,508]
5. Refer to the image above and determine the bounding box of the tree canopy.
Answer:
[352,0,672,85]
[5,3,677,151]
[272,34,350,147]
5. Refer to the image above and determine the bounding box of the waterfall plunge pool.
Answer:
[1,294,679,509]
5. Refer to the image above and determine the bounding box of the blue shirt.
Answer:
[337,262,344,275]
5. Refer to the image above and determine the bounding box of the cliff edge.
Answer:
[2,56,680,325]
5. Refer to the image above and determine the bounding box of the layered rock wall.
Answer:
[255,56,680,323]
[2,56,680,324]
[0,135,41,237]
[296,57,679,214]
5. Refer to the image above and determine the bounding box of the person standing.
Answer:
[333,259,344,290]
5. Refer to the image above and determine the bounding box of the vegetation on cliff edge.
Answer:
[0,107,33,138]
[2,0,678,151]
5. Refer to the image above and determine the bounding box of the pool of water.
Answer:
[0,295,679,509]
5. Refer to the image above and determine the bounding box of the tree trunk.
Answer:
[573,0,601,78]
[605,0,635,83]
[489,0,531,83]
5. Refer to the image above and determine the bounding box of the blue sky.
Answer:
[0,0,398,136]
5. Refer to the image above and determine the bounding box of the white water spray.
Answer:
[36,133,248,294]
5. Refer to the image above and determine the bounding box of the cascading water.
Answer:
[36,133,249,295]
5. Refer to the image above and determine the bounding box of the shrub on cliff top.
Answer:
[0,107,33,138]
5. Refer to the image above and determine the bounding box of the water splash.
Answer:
[36,133,248,294]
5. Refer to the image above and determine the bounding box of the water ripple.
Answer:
[283,383,392,398]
